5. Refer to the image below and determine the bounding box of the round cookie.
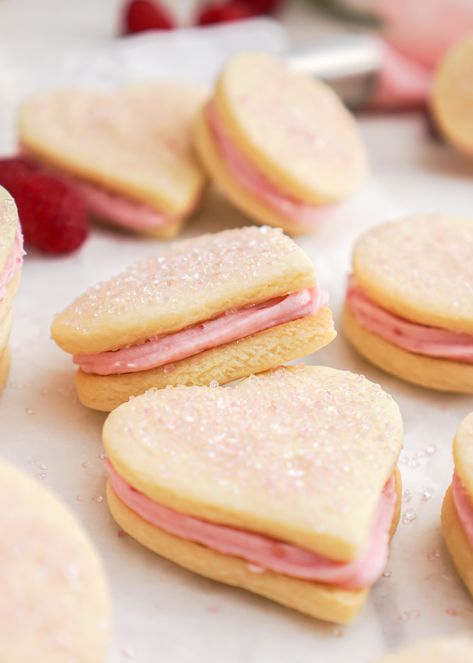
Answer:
[0,460,111,661]
[432,35,473,156]
[376,637,473,663]
[194,52,367,234]
[344,214,473,393]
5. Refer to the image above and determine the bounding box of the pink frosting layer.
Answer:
[74,287,325,376]
[452,472,473,550]
[347,277,473,363]
[207,103,334,227]
[106,460,395,590]
[22,153,184,231]
[74,179,178,231]
[0,231,24,300]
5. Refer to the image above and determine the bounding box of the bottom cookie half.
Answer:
[343,306,473,394]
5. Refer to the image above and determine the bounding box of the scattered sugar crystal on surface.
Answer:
[402,489,412,503]
[59,226,302,332]
[399,609,420,622]
[425,444,437,456]
[421,489,433,502]
[382,570,391,578]
[246,563,265,573]
[427,549,440,561]
[122,646,135,659]
[402,509,417,524]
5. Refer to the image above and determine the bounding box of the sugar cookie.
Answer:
[0,460,111,661]
[344,214,473,392]
[18,84,207,238]
[194,52,367,234]
[103,365,402,624]
[52,226,336,411]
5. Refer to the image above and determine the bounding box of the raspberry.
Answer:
[197,1,259,25]
[0,158,89,255]
[122,0,175,34]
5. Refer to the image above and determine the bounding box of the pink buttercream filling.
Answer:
[452,472,473,550]
[21,152,186,231]
[0,231,24,300]
[207,102,335,227]
[347,277,473,363]
[74,287,326,376]
[106,460,396,590]
[74,179,179,231]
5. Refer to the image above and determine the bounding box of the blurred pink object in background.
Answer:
[344,0,473,109]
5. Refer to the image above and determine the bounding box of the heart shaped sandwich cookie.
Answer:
[376,637,473,663]
[0,187,24,390]
[52,226,336,412]
[442,412,473,599]
[194,52,367,235]
[18,84,206,238]
[103,365,403,623]
[344,214,473,393]
[0,460,110,662]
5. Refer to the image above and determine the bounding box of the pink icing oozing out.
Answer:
[207,103,335,227]
[74,179,178,231]
[74,287,326,376]
[347,277,473,363]
[106,460,396,590]
[452,472,473,550]
[0,231,24,300]
[21,152,185,231]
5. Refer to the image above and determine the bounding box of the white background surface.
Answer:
[1,3,473,662]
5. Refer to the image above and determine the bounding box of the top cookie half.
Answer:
[18,84,207,216]
[353,214,473,334]
[211,51,368,205]
[52,226,317,355]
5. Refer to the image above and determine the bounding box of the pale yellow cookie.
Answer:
[441,487,473,598]
[344,214,473,392]
[52,226,335,410]
[103,366,402,622]
[0,460,111,662]
[442,413,473,598]
[18,84,207,237]
[376,637,473,663]
[0,348,10,391]
[0,187,20,274]
[432,35,473,156]
[0,272,21,324]
[343,306,473,393]
[0,187,22,391]
[194,52,367,233]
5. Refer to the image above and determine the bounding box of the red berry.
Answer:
[197,1,258,25]
[122,0,175,35]
[246,0,280,12]
[0,159,89,255]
